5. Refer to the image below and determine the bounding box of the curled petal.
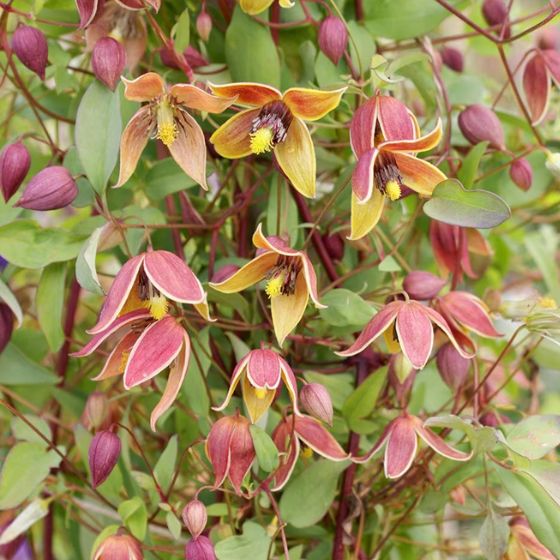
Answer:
[415,418,472,461]
[209,251,277,293]
[194,296,214,322]
[282,87,347,121]
[395,302,434,369]
[377,95,416,141]
[252,223,300,257]
[350,97,377,157]
[423,305,474,359]
[76,0,99,28]
[92,330,142,380]
[384,415,417,478]
[228,416,255,494]
[294,415,348,460]
[206,416,236,488]
[442,292,501,338]
[246,348,282,389]
[348,189,385,241]
[271,272,309,346]
[352,148,377,203]
[170,84,237,113]
[213,353,251,412]
[523,53,550,125]
[381,119,442,153]
[300,255,326,308]
[209,82,281,107]
[271,419,300,491]
[122,72,165,101]
[209,108,259,159]
[279,357,302,415]
[275,117,316,198]
[238,0,274,12]
[394,152,447,196]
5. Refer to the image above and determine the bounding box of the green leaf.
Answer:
[118,497,148,540]
[172,8,190,54]
[166,511,182,540]
[76,226,104,294]
[144,159,196,201]
[423,179,511,229]
[525,227,560,302]
[184,327,211,417]
[249,424,279,473]
[154,435,178,492]
[225,332,251,362]
[457,142,489,189]
[319,289,375,328]
[266,179,299,244]
[0,343,58,385]
[75,80,122,195]
[0,277,23,326]
[506,415,560,460]
[342,368,387,424]
[520,460,560,507]
[279,459,348,528]
[36,262,67,351]
[214,521,271,560]
[225,7,280,87]
[11,414,52,446]
[479,507,509,560]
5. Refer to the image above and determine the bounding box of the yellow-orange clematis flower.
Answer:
[209,224,326,345]
[209,82,346,198]
[239,0,293,16]
[115,72,236,189]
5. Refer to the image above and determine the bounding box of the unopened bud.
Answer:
[81,392,110,431]
[322,231,345,262]
[0,303,14,354]
[440,46,464,72]
[185,535,216,560]
[89,430,121,488]
[458,104,505,150]
[318,16,348,65]
[482,0,511,38]
[509,158,533,191]
[403,270,446,300]
[11,25,49,80]
[182,499,207,539]
[92,37,126,91]
[196,10,212,42]
[16,166,77,211]
[0,141,31,202]
[94,532,143,560]
[436,343,470,390]
[211,264,239,284]
[299,383,333,425]
[184,46,208,69]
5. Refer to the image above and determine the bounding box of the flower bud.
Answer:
[318,16,348,65]
[436,343,470,390]
[92,37,126,91]
[538,27,560,50]
[458,104,505,150]
[185,535,216,560]
[11,25,49,80]
[509,158,533,191]
[439,46,464,72]
[482,0,511,38]
[211,264,239,284]
[94,532,143,560]
[299,383,333,425]
[403,270,446,300]
[88,430,121,488]
[0,141,31,202]
[184,46,208,69]
[0,303,14,354]
[322,231,345,262]
[196,10,212,42]
[16,166,77,211]
[182,499,207,539]
[81,392,110,431]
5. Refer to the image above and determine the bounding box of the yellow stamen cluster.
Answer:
[265,274,284,298]
[146,295,169,320]
[538,296,557,309]
[301,447,313,459]
[156,102,178,146]
[385,180,402,202]
[254,387,269,399]
[250,127,274,154]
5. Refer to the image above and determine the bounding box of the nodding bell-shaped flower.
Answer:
[115,73,236,189]
[210,224,326,346]
[93,531,143,560]
[353,413,472,478]
[213,347,300,423]
[238,0,294,16]
[185,535,216,560]
[506,517,555,560]
[206,412,256,495]
[336,298,472,370]
[349,93,445,240]
[209,82,346,198]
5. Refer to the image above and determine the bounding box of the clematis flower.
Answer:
[522,48,560,124]
[115,73,236,189]
[77,0,159,29]
[214,347,300,423]
[271,414,348,490]
[209,224,325,345]
[352,413,472,478]
[209,82,346,198]
[238,0,294,15]
[349,94,445,240]
[336,298,472,370]
[206,412,256,495]
[506,517,555,560]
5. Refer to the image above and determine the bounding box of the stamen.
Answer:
[250,127,274,154]
[265,273,285,298]
[301,447,313,459]
[250,101,293,155]
[385,180,401,201]
[146,295,169,320]
[374,151,404,201]
[156,101,178,147]
[538,297,557,309]
[254,387,269,399]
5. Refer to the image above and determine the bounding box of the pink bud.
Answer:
[318,16,348,65]
[440,46,464,72]
[0,141,31,202]
[211,264,239,284]
[182,499,207,539]
[94,532,143,560]
[509,158,533,191]
[403,270,446,300]
[436,343,470,390]
[299,383,333,425]
[482,0,511,38]
[88,430,121,488]
[16,166,78,211]
[184,45,208,69]
[458,104,505,150]
[92,37,126,91]
[81,391,110,431]
[322,231,345,262]
[185,536,216,560]
[196,10,212,42]
[0,303,14,354]
[11,25,49,80]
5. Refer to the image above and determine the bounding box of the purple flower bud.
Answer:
[92,37,126,91]
[440,46,464,73]
[196,10,212,42]
[185,536,216,560]
[299,383,333,425]
[403,270,446,300]
[81,391,111,431]
[322,231,345,262]
[436,343,470,390]
[482,0,511,38]
[0,303,14,354]
[458,104,505,150]
[509,158,533,191]
[182,499,207,539]
[318,16,348,65]
[211,264,239,284]
[16,166,77,211]
[89,430,121,488]
[0,141,31,202]
[184,46,208,69]
[11,25,49,80]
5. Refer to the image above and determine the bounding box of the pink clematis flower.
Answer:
[522,48,560,124]
[77,0,159,29]
[349,94,446,240]
[115,73,236,189]
[214,347,300,423]
[336,298,472,370]
[271,414,349,490]
[209,224,325,346]
[353,413,472,478]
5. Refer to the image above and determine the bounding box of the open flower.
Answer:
[209,224,325,345]
[353,413,472,478]
[337,299,471,370]
[506,517,555,560]
[115,73,236,189]
[271,414,348,490]
[209,82,346,198]
[238,0,294,15]
[523,48,560,124]
[349,94,445,240]
[214,347,300,423]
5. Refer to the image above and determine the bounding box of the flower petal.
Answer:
[422,305,475,359]
[209,251,277,293]
[252,223,300,257]
[543,49,560,85]
[294,415,348,460]
[76,0,98,28]
[348,189,385,241]
[194,296,214,322]
[271,418,300,491]
[206,416,236,488]
[352,148,378,202]
[377,95,416,141]
[169,84,237,114]
[209,108,259,159]
[123,317,184,389]
[246,348,282,389]
[275,117,316,198]
[282,87,347,121]
[209,82,281,107]
[92,330,141,381]
[271,271,308,346]
[114,106,153,188]
[393,152,447,196]
[242,375,276,423]
[279,357,302,415]
[122,72,165,102]
[239,0,274,15]
[300,255,326,308]
[150,331,190,431]
[415,418,472,461]
[395,302,434,369]
[213,353,251,413]
[352,421,393,464]
[336,301,401,356]
[228,416,255,494]
[523,53,551,125]
[442,292,501,338]
[144,250,205,304]
[350,97,377,157]
[381,119,442,153]
[384,415,418,478]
